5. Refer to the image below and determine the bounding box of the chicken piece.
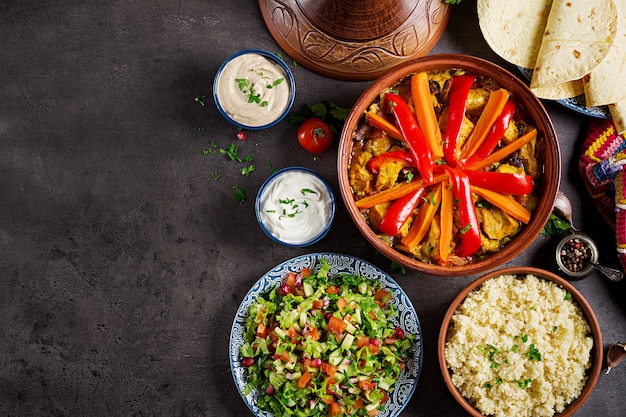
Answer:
[364,128,394,157]
[501,121,520,144]
[480,232,502,253]
[421,216,442,263]
[518,138,540,178]
[368,202,391,230]
[437,111,475,153]
[457,116,476,152]
[465,88,491,117]
[496,163,525,176]
[349,151,374,196]
[375,161,405,191]
[478,205,519,241]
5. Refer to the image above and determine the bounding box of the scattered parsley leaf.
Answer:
[390,261,406,276]
[232,186,246,204]
[267,161,276,174]
[221,144,243,162]
[194,95,206,106]
[241,165,256,177]
[564,291,572,301]
[541,213,571,237]
[285,100,352,134]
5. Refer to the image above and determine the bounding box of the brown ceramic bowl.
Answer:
[438,267,602,417]
[337,54,561,276]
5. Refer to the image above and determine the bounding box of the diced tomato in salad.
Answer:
[239,259,414,417]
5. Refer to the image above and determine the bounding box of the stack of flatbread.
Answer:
[477,0,626,134]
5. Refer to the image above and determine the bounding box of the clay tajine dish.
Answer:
[258,0,452,81]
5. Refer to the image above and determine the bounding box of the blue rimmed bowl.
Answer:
[255,166,335,247]
[213,49,295,130]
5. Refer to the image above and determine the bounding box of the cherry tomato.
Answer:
[297,118,333,153]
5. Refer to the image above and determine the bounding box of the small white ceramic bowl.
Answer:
[255,167,335,247]
[213,49,295,130]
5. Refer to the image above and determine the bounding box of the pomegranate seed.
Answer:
[242,357,254,367]
[279,284,291,295]
[237,131,248,140]
[371,338,381,346]
[265,384,275,396]
[311,358,322,367]
[395,327,405,339]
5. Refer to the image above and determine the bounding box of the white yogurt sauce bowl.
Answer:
[255,167,335,247]
[213,49,295,130]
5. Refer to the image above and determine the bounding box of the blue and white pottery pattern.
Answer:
[229,252,423,417]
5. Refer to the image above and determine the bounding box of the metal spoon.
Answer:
[553,193,624,282]
[591,262,624,282]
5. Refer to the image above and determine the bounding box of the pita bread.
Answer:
[530,0,617,99]
[477,0,553,68]
[584,0,626,106]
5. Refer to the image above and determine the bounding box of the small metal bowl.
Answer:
[555,233,598,279]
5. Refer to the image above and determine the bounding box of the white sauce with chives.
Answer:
[258,170,333,245]
[216,53,290,127]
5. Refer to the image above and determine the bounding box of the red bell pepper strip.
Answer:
[445,167,481,257]
[385,93,434,183]
[463,170,533,195]
[366,150,414,174]
[442,75,475,166]
[378,187,426,237]
[461,100,516,168]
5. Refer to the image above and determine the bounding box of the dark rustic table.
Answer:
[1,1,624,416]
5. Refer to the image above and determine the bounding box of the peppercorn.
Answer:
[559,238,592,272]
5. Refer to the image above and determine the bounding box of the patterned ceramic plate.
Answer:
[518,67,610,119]
[229,252,423,417]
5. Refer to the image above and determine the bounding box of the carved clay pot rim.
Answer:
[258,0,452,81]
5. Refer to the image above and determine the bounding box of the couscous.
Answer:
[445,274,593,417]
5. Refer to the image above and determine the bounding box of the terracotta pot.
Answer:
[337,54,561,276]
[438,267,603,417]
[258,0,451,80]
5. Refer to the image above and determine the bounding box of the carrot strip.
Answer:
[297,371,312,389]
[401,183,442,250]
[465,129,537,171]
[411,72,444,159]
[439,180,454,264]
[471,185,531,223]
[355,174,446,209]
[365,111,403,140]
[460,88,510,159]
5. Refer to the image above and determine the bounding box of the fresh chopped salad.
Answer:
[239,260,415,416]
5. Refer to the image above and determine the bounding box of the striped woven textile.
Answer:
[579,119,626,272]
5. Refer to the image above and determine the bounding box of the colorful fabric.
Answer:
[579,118,626,271]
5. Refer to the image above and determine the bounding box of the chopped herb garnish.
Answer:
[515,378,533,389]
[212,171,221,180]
[526,343,542,361]
[460,224,472,234]
[301,188,317,196]
[564,291,572,301]
[194,95,206,106]
[232,186,246,205]
[241,165,256,177]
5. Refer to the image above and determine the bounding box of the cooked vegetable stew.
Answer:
[348,69,544,266]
